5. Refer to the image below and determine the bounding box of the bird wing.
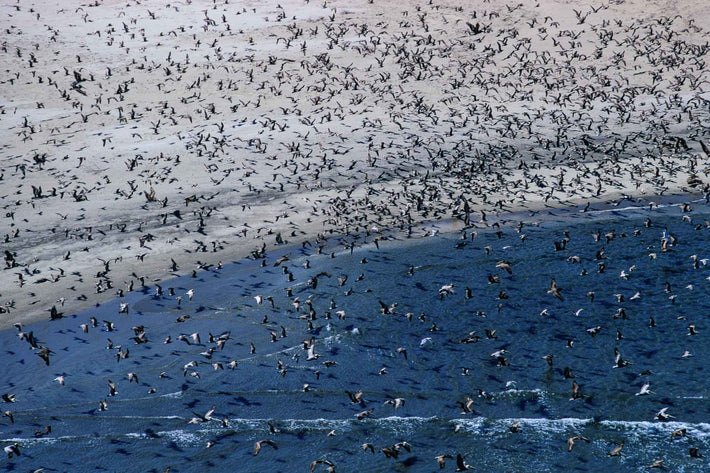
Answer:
[700,139,710,157]
[456,453,467,469]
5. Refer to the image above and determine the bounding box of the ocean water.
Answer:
[1,197,708,472]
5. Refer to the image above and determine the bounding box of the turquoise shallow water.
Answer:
[1,197,708,472]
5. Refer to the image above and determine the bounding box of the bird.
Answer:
[635,383,653,396]
[2,393,17,403]
[455,453,472,471]
[383,398,405,409]
[655,407,674,421]
[570,380,583,400]
[608,441,624,457]
[496,261,513,274]
[4,443,20,458]
[355,408,374,420]
[306,340,320,361]
[567,435,591,452]
[542,355,554,367]
[253,439,278,455]
[438,283,455,298]
[36,347,53,366]
[435,454,453,469]
[689,447,703,458]
[547,279,564,300]
[346,390,365,405]
[310,459,336,472]
[456,396,475,414]
[33,425,51,437]
[380,441,411,458]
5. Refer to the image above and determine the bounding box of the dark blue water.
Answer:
[1,198,708,472]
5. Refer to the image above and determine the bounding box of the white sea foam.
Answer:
[113,415,183,420]
[599,419,710,438]
[448,417,710,439]
[158,429,203,445]
[2,416,708,447]
[588,196,706,215]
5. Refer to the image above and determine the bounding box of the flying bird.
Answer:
[567,435,590,452]
[253,439,278,456]
[547,279,564,300]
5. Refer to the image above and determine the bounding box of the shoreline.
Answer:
[3,188,706,332]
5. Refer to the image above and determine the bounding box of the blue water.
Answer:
[1,198,708,472]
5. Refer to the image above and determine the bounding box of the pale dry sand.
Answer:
[1,0,710,329]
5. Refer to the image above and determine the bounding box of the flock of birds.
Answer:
[2,196,708,471]
[1,0,710,470]
[2,0,710,326]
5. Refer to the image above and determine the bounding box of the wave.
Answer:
[587,195,707,215]
[3,416,708,447]
[599,419,710,435]
[454,417,710,438]
[104,415,184,420]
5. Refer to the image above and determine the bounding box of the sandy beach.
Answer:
[2,0,710,330]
